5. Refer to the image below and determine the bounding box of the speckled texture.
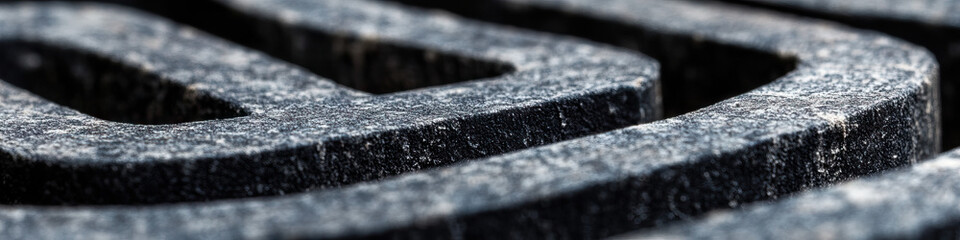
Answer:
[0,1,659,204]
[0,0,941,239]
[624,148,960,240]
[715,0,960,150]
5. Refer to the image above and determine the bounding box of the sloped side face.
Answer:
[626,148,960,240]
[0,0,941,240]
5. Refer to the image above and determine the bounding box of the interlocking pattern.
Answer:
[0,0,952,239]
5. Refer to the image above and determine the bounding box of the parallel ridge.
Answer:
[0,0,947,240]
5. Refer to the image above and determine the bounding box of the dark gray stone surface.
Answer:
[712,0,960,149]
[624,148,960,240]
[0,1,659,205]
[0,0,942,239]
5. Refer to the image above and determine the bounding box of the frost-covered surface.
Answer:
[627,148,960,240]
[0,0,942,239]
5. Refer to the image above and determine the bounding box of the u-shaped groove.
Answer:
[0,0,940,239]
[0,0,799,205]
[0,1,659,205]
[710,0,960,150]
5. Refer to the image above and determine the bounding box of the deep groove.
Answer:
[0,1,651,205]
[0,0,796,205]
[0,40,247,124]
[51,0,517,94]
[713,0,960,149]
[377,0,798,117]
[10,0,796,112]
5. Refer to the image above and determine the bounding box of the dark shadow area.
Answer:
[0,40,247,124]
[715,0,960,150]
[5,0,795,113]
[378,0,798,117]
[914,218,960,240]
[41,0,517,94]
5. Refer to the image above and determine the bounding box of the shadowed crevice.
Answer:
[0,40,248,124]
[378,0,798,117]
[52,0,518,94]
[0,1,654,205]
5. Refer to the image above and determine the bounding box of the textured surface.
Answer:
[625,148,960,240]
[717,0,960,149]
[0,0,943,239]
[0,1,659,205]
[615,0,960,238]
